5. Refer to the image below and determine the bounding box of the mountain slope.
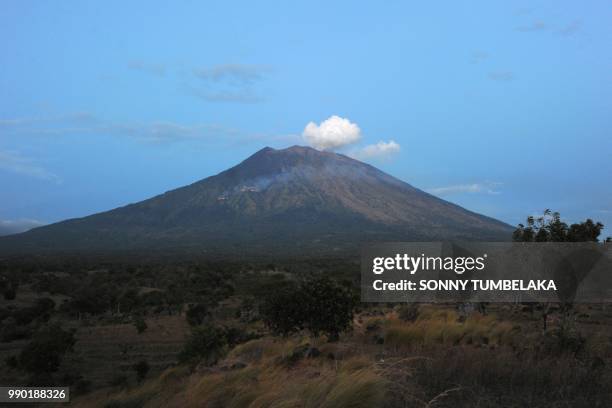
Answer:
[0,146,512,256]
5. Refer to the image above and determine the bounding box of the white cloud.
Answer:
[302,115,361,151]
[0,150,61,183]
[351,140,401,160]
[427,182,502,196]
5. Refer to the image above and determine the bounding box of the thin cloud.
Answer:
[0,218,45,236]
[516,21,547,32]
[428,182,502,196]
[0,113,241,144]
[194,64,270,85]
[514,7,534,16]
[191,64,270,104]
[190,88,264,104]
[351,140,401,161]
[488,71,515,82]
[128,60,167,77]
[0,150,62,183]
[94,121,241,144]
[559,20,581,36]
[0,112,97,129]
[469,51,489,64]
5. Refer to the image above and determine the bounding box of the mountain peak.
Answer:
[256,145,330,157]
[284,145,319,153]
[229,145,349,181]
[0,146,512,256]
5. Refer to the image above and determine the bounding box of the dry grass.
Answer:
[83,335,387,408]
[181,334,385,408]
[383,308,518,350]
[73,305,612,408]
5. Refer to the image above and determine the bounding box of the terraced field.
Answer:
[0,315,190,389]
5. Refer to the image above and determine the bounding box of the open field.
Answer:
[70,303,612,408]
[2,263,612,407]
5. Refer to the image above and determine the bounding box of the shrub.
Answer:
[3,286,16,300]
[223,326,260,347]
[0,318,31,342]
[398,304,420,322]
[186,303,209,326]
[133,360,150,383]
[5,355,18,369]
[73,378,92,395]
[260,276,357,341]
[179,324,228,365]
[19,324,75,375]
[108,373,129,388]
[133,316,147,334]
[542,325,586,356]
[260,281,306,336]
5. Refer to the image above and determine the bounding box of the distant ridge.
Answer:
[0,146,512,256]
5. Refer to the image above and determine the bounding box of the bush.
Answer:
[133,316,147,334]
[73,378,92,395]
[224,326,260,347]
[259,282,306,336]
[3,286,16,300]
[260,276,357,341]
[0,318,31,343]
[301,277,357,341]
[542,325,586,356]
[179,324,228,365]
[398,304,420,322]
[133,360,150,383]
[108,373,129,388]
[186,303,209,326]
[14,298,55,325]
[5,355,18,369]
[19,324,75,375]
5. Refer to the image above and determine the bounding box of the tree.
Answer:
[18,324,76,375]
[185,303,209,326]
[512,210,606,328]
[178,324,228,365]
[567,219,604,242]
[260,276,357,341]
[259,281,307,337]
[133,316,147,334]
[300,277,357,341]
[3,286,16,300]
[132,360,150,383]
[512,209,604,243]
[117,288,140,314]
[0,275,18,300]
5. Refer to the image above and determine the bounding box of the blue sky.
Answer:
[1,1,611,236]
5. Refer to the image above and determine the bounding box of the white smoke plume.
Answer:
[302,115,361,151]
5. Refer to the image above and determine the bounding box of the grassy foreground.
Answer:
[73,304,612,408]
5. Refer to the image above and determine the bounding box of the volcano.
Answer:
[0,146,512,256]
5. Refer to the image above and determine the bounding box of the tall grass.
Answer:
[384,308,517,350]
[184,343,386,408]
[76,306,612,408]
